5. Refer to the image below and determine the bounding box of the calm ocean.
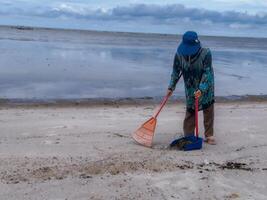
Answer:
[0,26,267,100]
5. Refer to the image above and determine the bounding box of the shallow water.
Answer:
[0,26,267,99]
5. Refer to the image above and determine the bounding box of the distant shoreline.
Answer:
[1,24,267,40]
[1,95,267,107]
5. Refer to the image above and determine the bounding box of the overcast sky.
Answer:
[0,0,267,37]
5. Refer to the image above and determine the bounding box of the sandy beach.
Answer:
[0,101,267,199]
[1,1,267,199]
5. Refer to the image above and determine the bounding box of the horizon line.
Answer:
[1,24,266,40]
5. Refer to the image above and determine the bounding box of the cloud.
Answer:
[113,4,267,25]
[0,2,267,37]
[31,3,267,26]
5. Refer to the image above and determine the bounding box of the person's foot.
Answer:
[205,136,217,145]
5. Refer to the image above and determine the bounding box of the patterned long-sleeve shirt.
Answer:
[168,48,215,112]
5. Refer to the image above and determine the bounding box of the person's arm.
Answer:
[168,54,181,93]
[198,49,214,94]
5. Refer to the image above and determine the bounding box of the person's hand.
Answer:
[194,90,202,98]
[167,89,173,97]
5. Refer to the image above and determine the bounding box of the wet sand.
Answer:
[0,102,267,199]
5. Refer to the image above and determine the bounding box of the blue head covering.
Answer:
[177,31,201,56]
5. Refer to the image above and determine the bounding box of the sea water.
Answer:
[0,26,267,100]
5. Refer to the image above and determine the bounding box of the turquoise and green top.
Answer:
[168,48,215,112]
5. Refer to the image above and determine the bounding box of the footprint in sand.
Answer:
[44,140,53,145]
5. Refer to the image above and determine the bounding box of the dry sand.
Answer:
[0,102,267,200]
